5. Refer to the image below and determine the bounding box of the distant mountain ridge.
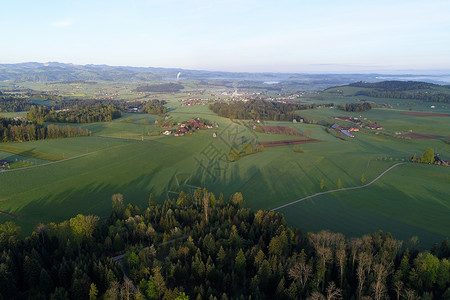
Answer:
[1,62,450,87]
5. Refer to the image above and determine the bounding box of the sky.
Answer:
[1,0,450,73]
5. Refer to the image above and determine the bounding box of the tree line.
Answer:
[354,90,450,103]
[27,104,122,124]
[209,100,334,121]
[338,102,372,112]
[0,118,90,142]
[349,81,437,92]
[0,189,449,299]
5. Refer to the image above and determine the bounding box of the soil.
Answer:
[260,138,323,147]
[258,126,304,136]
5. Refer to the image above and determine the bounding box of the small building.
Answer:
[370,124,383,130]
[340,130,355,138]
[349,127,360,132]
[0,161,9,167]
[331,124,340,130]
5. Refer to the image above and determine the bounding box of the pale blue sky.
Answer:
[1,0,450,73]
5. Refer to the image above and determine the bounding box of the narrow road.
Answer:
[271,162,408,211]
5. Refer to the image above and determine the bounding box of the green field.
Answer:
[0,81,449,248]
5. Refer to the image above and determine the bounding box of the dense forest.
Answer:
[339,103,372,112]
[0,97,37,112]
[209,100,333,121]
[0,118,90,142]
[124,100,168,116]
[135,83,184,93]
[346,81,450,103]
[354,90,450,103]
[349,81,438,91]
[27,104,122,124]
[0,189,449,299]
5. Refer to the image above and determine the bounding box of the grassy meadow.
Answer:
[0,81,449,248]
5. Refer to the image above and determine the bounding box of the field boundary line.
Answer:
[0,151,99,173]
[270,162,408,211]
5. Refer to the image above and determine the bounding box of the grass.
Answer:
[278,164,450,246]
[0,145,64,161]
[0,83,448,248]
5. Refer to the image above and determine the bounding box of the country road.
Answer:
[270,162,408,211]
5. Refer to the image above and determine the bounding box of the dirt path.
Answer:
[271,162,408,211]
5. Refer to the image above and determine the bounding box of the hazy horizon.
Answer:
[2,61,450,77]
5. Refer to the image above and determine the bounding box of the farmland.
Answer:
[0,79,449,248]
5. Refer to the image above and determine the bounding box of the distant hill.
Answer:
[1,63,450,91]
[329,80,450,103]
[0,62,162,82]
[348,80,439,91]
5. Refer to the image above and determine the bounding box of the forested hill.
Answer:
[348,80,440,91]
[0,189,449,299]
[0,62,162,82]
[331,80,450,103]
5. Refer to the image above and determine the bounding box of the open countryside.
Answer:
[1,75,449,249]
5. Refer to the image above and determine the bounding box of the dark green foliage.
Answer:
[0,117,89,142]
[0,96,36,112]
[27,104,122,124]
[209,100,333,121]
[0,189,448,299]
[349,80,437,91]
[349,80,450,103]
[347,81,450,103]
[341,102,372,112]
[124,99,167,116]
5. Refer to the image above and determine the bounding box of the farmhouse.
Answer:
[370,123,383,130]
[0,161,9,167]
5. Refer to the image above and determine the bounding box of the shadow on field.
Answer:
[16,166,165,226]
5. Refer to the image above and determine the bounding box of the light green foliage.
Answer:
[175,292,189,300]
[176,191,191,207]
[422,148,435,164]
[89,283,98,300]
[69,214,100,240]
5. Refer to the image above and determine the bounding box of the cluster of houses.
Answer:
[0,160,10,168]
[180,98,209,107]
[332,116,384,130]
[330,123,359,138]
[161,118,214,137]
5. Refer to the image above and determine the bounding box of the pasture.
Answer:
[0,81,449,248]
